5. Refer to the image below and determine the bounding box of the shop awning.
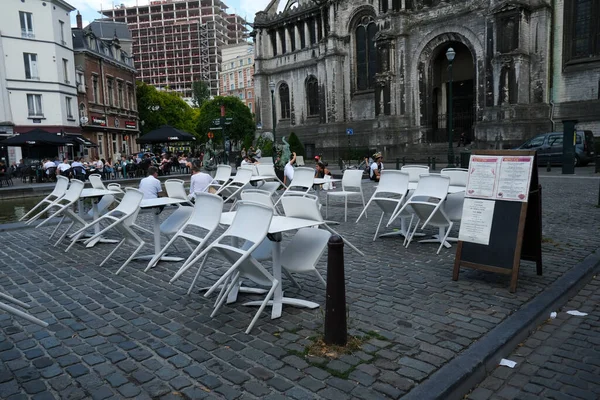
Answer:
[67,134,98,147]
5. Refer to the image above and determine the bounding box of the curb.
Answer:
[403,249,600,400]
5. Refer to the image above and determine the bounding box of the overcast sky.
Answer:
[68,0,272,28]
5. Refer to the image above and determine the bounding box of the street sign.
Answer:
[207,132,214,139]
[346,128,354,136]
[210,127,223,130]
[212,119,221,126]
[226,117,233,121]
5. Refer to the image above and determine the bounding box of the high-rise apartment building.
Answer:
[220,43,254,113]
[101,0,248,100]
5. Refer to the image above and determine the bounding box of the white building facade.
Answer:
[0,0,79,164]
[220,43,255,113]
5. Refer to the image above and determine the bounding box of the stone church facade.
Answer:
[252,0,597,159]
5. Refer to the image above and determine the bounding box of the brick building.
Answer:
[72,13,140,161]
[220,43,254,113]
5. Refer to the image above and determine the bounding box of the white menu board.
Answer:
[458,198,496,245]
[465,156,500,199]
[495,156,534,202]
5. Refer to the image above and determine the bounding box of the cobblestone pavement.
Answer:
[468,274,600,400]
[0,175,598,399]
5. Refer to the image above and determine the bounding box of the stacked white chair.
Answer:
[67,188,146,274]
[441,168,468,241]
[356,170,410,241]
[326,169,367,222]
[207,164,232,193]
[441,168,468,187]
[255,164,284,194]
[87,173,117,217]
[200,201,277,334]
[396,174,452,254]
[274,167,315,207]
[279,228,331,289]
[401,165,430,184]
[19,175,69,222]
[216,167,253,207]
[160,179,195,252]
[148,193,224,280]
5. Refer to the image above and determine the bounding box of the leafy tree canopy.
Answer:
[191,81,211,108]
[195,96,255,144]
[136,82,197,137]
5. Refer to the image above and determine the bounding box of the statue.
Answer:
[280,136,291,165]
[203,139,215,169]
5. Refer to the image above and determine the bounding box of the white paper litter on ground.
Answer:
[566,310,588,316]
[499,359,517,368]
[550,312,557,319]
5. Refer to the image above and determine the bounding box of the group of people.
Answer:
[138,160,214,201]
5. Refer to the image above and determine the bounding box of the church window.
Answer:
[355,16,378,91]
[270,30,278,56]
[279,29,287,54]
[564,0,600,64]
[279,83,290,119]
[306,76,319,116]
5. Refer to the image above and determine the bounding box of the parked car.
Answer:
[516,131,595,166]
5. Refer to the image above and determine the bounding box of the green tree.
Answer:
[136,82,197,136]
[191,81,211,108]
[287,132,305,157]
[195,96,255,145]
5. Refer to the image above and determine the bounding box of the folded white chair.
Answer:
[255,164,285,194]
[357,170,410,241]
[326,169,366,222]
[89,174,107,190]
[398,174,452,254]
[207,164,232,193]
[280,228,330,289]
[401,165,430,184]
[274,167,316,207]
[281,194,365,257]
[442,190,465,242]
[199,201,276,334]
[441,168,468,187]
[216,167,253,207]
[67,188,146,273]
[20,175,69,222]
[147,192,223,275]
[295,155,305,166]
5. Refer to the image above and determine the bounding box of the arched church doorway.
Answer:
[430,42,475,143]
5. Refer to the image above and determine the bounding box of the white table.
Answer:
[407,182,465,194]
[218,212,326,319]
[313,177,341,185]
[78,188,121,247]
[138,197,188,263]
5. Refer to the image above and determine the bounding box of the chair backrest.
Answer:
[295,155,305,166]
[441,168,468,187]
[240,164,259,176]
[62,179,85,203]
[213,165,232,183]
[89,174,106,190]
[411,174,450,201]
[225,201,274,245]
[261,157,273,164]
[113,188,144,215]
[281,195,323,222]
[231,167,253,185]
[165,179,188,200]
[289,167,315,190]
[341,169,364,190]
[256,164,276,177]
[240,189,275,208]
[107,183,124,193]
[401,165,430,182]
[375,170,409,196]
[49,175,70,198]
[187,192,224,231]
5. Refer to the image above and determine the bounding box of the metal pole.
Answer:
[447,60,455,168]
[324,235,347,346]
[271,89,277,147]
[220,103,227,165]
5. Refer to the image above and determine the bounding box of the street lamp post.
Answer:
[446,47,456,168]
[269,80,276,147]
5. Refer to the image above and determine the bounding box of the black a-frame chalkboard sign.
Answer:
[452,150,542,292]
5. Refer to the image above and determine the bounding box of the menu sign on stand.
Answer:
[453,150,542,292]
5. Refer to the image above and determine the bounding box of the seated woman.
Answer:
[370,152,384,182]
[314,162,334,190]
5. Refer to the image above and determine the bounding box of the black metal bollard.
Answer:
[324,235,347,346]
[598,180,600,207]
[427,157,431,168]
[595,155,600,174]
[396,158,400,170]
[455,156,460,167]
[432,157,436,171]
[546,161,551,172]
[402,157,406,166]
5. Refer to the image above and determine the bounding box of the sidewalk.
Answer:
[469,275,600,400]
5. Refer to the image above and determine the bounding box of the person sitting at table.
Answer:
[188,161,214,200]
[370,152,384,182]
[43,159,56,175]
[284,152,296,185]
[57,158,71,177]
[139,166,163,199]
[240,155,258,166]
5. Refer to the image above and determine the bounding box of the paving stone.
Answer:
[105,372,128,388]
[90,386,114,400]
[66,364,90,378]
[116,383,141,398]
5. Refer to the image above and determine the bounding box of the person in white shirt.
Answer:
[188,161,214,200]
[57,158,71,176]
[43,159,56,175]
[284,152,296,185]
[370,152,384,182]
[71,158,83,168]
[138,166,163,199]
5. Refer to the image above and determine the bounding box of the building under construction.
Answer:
[101,0,249,99]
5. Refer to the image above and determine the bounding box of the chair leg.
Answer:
[314,270,326,287]
[283,269,301,289]
[436,222,454,255]
[325,195,329,219]
[210,272,239,318]
[186,255,209,295]
[49,216,65,240]
[344,197,348,222]
[55,221,75,247]
[246,279,278,334]
[362,193,367,219]
[373,212,385,241]
[65,230,87,252]
[405,218,420,248]
[116,240,146,275]
[403,215,414,247]
[100,239,126,267]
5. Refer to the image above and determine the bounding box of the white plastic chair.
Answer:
[67,188,146,273]
[216,167,253,207]
[240,164,259,176]
[240,189,277,211]
[160,179,195,251]
[147,193,224,277]
[356,170,410,241]
[281,194,365,257]
[441,168,468,187]
[255,163,285,193]
[89,174,107,190]
[20,175,69,222]
[260,156,273,164]
[274,167,315,207]
[442,190,465,242]
[207,164,232,192]
[398,174,452,254]
[295,155,305,166]
[165,179,191,203]
[200,201,277,334]
[280,228,330,289]
[326,170,366,222]
[401,165,430,183]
